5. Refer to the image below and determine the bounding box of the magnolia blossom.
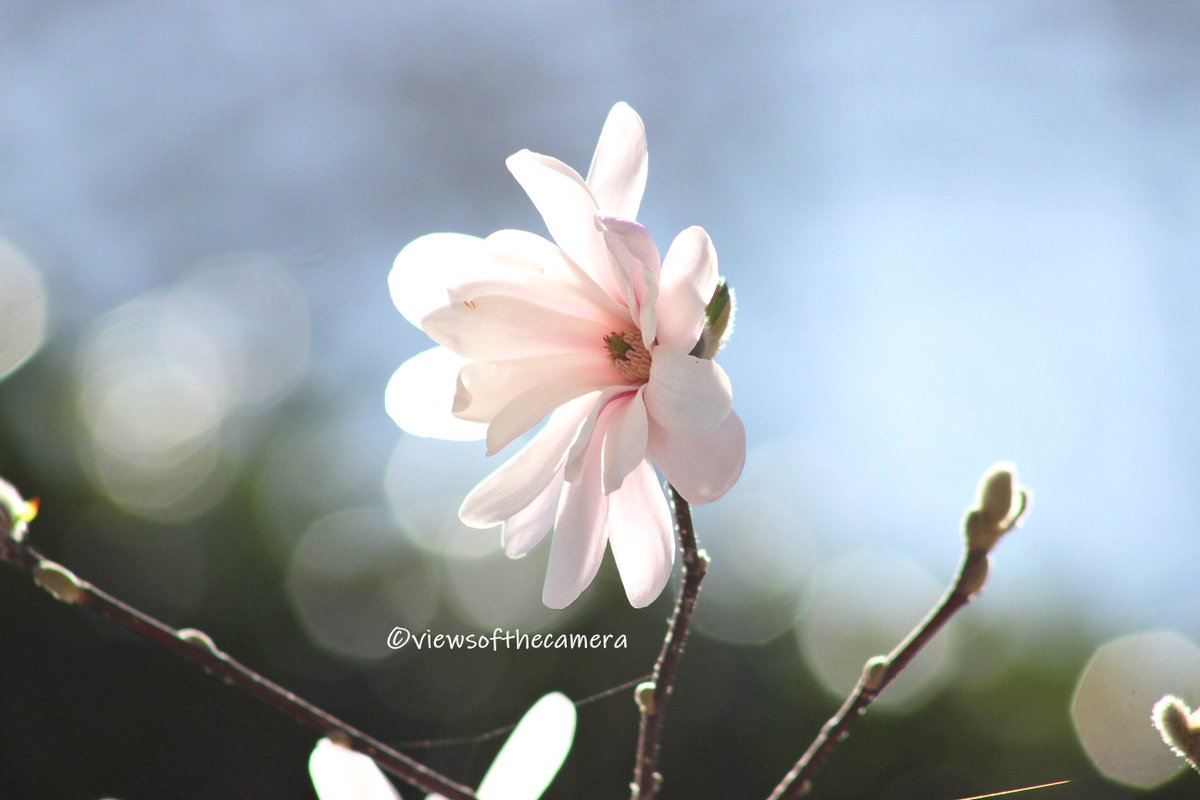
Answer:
[308,692,576,800]
[387,102,744,608]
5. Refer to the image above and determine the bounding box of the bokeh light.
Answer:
[287,506,438,661]
[383,434,499,560]
[690,489,815,645]
[442,547,590,634]
[74,256,308,521]
[797,549,959,710]
[1072,631,1200,789]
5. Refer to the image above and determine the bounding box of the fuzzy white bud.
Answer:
[962,462,1028,552]
[1153,694,1200,772]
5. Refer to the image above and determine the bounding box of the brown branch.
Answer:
[631,485,708,799]
[0,534,479,800]
[767,473,1029,800]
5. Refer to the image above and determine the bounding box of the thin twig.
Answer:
[767,549,987,800]
[0,534,479,800]
[631,485,708,799]
[767,479,1028,800]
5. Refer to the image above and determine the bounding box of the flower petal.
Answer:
[501,469,564,558]
[644,348,733,434]
[606,459,674,608]
[649,409,745,504]
[422,295,614,361]
[543,408,611,609]
[562,387,631,483]
[385,347,487,441]
[656,226,719,351]
[586,102,648,220]
[486,366,623,456]
[460,394,595,528]
[477,692,577,800]
[505,149,621,302]
[309,738,403,800]
[455,352,616,423]
[596,215,660,345]
[390,233,530,330]
[601,388,648,495]
[485,229,630,325]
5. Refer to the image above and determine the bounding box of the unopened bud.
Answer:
[958,553,991,599]
[862,656,889,692]
[1153,695,1200,770]
[635,681,657,716]
[178,627,220,656]
[962,462,1028,552]
[977,463,1016,525]
[34,561,85,605]
[690,279,735,360]
[0,477,37,542]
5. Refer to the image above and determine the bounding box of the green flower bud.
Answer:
[690,280,735,360]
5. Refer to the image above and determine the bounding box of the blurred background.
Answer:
[1,1,1198,797]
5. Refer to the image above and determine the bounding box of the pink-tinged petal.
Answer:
[501,469,564,557]
[596,215,660,345]
[606,459,674,608]
[454,352,616,423]
[505,149,621,302]
[644,348,733,434]
[309,738,403,800]
[385,347,487,441]
[390,233,530,330]
[586,102,648,220]
[460,394,595,528]
[543,408,611,609]
[601,388,648,495]
[487,369,622,456]
[421,295,614,361]
[477,692,576,800]
[485,229,630,325]
[656,226,719,351]
[563,387,635,483]
[649,409,745,504]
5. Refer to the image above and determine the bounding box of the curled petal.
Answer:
[606,459,674,607]
[649,410,745,504]
[501,470,564,558]
[422,295,614,361]
[506,149,621,302]
[478,692,577,800]
[390,233,529,329]
[485,229,629,325]
[486,367,619,456]
[460,394,595,528]
[601,388,648,495]
[454,352,615,423]
[656,227,719,351]
[543,406,611,609]
[596,215,660,345]
[644,348,733,434]
[385,347,487,441]
[308,738,402,800]
[586,102,648,220]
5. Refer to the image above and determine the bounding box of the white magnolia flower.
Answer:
[387,102,745,608]
[308,692,576,800]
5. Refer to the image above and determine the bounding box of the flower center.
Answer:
[604,331,652,382]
